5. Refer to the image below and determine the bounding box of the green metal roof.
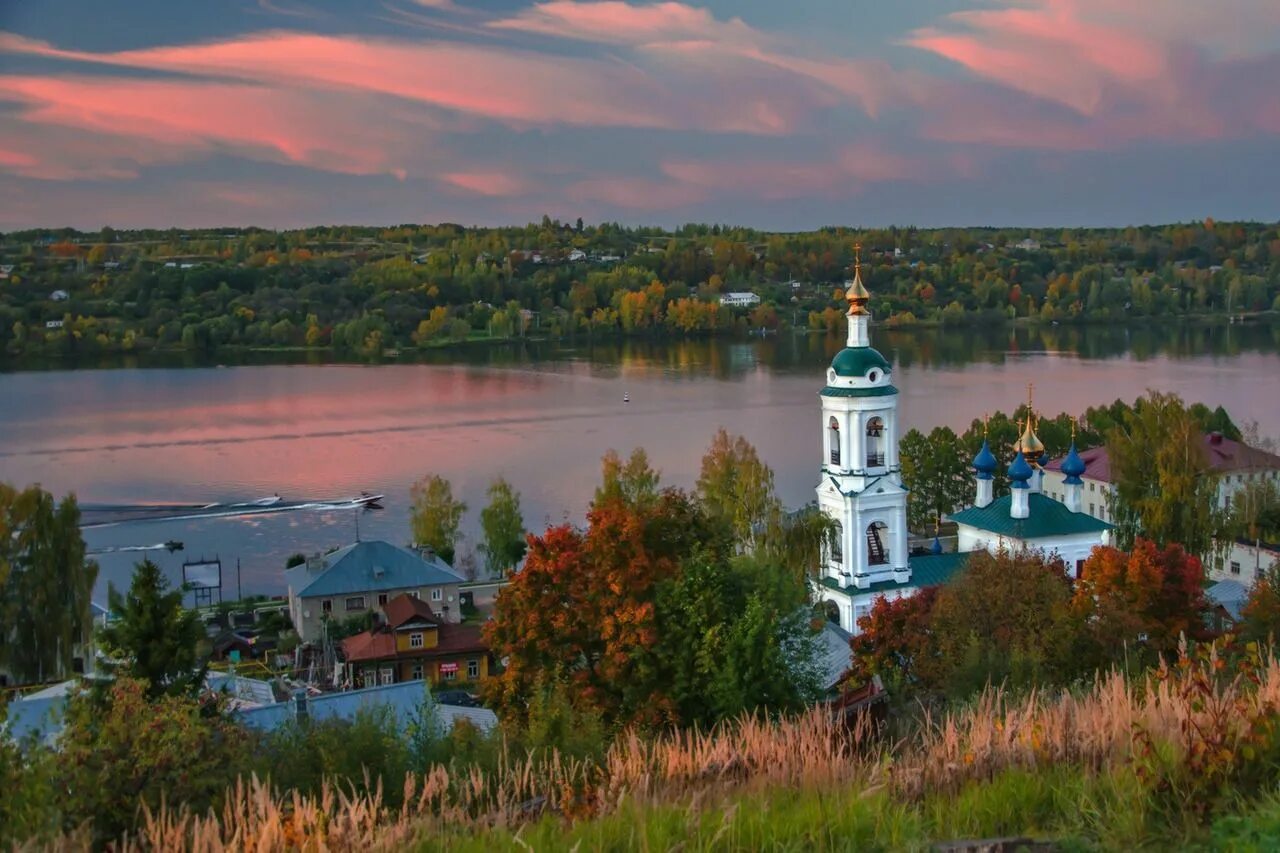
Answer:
[831,346,892,377]
[949,493,1112,539]
[287,540,462,599]
[819,551,971,596]
[820,384,899,398]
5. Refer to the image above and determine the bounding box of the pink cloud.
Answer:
[488,1,754,47]
[565,176,705,210]
[442,171,532,197]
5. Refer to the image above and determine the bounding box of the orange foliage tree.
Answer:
[848,585,941,692]
[483,490,724,728]
[1073,538,1208,660]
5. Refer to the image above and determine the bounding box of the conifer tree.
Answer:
[100,559,204,698]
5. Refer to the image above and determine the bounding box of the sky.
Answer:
[1,0,1279,231]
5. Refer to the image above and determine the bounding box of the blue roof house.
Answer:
[285,541,465,643]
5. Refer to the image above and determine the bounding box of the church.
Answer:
[813,254,1112,635]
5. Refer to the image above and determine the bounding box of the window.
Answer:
[1089,503,1094,515]
[828,416,841,465]
[441,664,457,681]
[411,663,424,680]
[321,599,332,614]
[468,659,480,679]
[377,593,388,607]
[1231,561,1242,576]
[830,523,843,566]
[1089,482,1095,492]
[865,417,885,467]
[1076,559,1086,578]
[409,590,420,599]
[410,632,424,648]
[431,588,443,602]
[345,596,366,612]
[379,667,394,686]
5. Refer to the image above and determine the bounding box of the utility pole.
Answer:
[237,558,242,601]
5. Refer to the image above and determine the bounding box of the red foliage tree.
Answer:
[848,585,941,691]
[1074,538,1208,653]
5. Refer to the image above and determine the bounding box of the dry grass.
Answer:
[51,646,1280,851]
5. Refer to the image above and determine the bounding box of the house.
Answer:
[594,253,622,263]
[49,289,69,301]
[285,540,464,644]
[45,320,64,330]
[567,249,587,262]
[1014,238,1041,251]
[0,264,14,279]
[719,292,761,308]
[1205,579,1250,631]
[1043,433,1280,524]
[341,593,489,688]
[1211,539,1280,584]
[236,680,497,735]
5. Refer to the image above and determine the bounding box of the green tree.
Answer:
[1106,391,1226,557]
[56,678,253,842]
[409,474,467,565]
[479,477,526,577]
[0,484,97,684]
[99,559,204,698]
[900,426,970,532]
[695,427,780,550]
[592,447,660,509]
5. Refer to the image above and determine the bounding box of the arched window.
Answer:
[824,599,841,625]
[829,416,841,465]
[866,521,889,566]
[830,521,843,567]
[865,417,885,467]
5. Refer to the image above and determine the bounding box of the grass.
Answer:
[38,645,1280,850]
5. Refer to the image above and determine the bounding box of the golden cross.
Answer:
[853,242,862,272]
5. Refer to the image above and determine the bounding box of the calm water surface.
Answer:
[2,324,1278,599]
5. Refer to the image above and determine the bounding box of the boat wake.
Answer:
[80,494,383,529]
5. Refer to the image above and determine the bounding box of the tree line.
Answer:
[4,217,1280,357]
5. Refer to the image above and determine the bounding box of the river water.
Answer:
[2,323,1278,600]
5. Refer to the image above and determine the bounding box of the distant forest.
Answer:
[2,218,1278,357]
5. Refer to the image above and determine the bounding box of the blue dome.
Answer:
[972,439,997,480]
[1037,451,1049,468]
[1008,450,1033,489]
[931,535,943,555]
[1061,441,1086,484]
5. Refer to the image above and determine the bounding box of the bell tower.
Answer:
[816,245,909,613]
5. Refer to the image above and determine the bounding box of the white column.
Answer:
[893,505,910,574]
[975,478,994,508]
[1063,482,1082,513]
[1011,488,1030,519]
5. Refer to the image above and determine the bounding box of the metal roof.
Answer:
[235,680,497,734]
[819,550,971,597]
[287,540,463,599]
[1206,579,1249,622]
[950,493,1112,539]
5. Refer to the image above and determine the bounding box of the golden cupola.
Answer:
[1015,384,1045,464]
[846,243,871,316]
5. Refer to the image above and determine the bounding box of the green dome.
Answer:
[831,346,892,378]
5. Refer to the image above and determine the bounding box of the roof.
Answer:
[950,493,1112,539]
[1206,579,1249,622]
[286,540,462,599]
[384,593,438,628]
[830,346,892,378]
[3,695,64,745]
[205,672,276,708]
[816,623,853,690]
[819,551,971,596]
[820,384,899,399]
[342,622,487,664]
[235,680,498,734]
[1045,434,1280,482]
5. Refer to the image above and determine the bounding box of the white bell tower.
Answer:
[815,246,909,618]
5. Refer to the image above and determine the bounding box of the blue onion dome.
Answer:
[931,535,943,555]
[1060,441,1087,485]
[972,439,997,480]
[1008,450,1033,489]
[1037,450,1050,468]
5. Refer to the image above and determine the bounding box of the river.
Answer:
[2,322,1278,600]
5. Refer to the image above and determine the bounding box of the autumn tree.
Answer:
[0,484,98,685]
[478,477,526,577]
[696,428,780,550]
[1239,560,1280,645]
[1105,391,1226,557]
[848,585,942,694]
[99,559,205,699]
[409,474,466,564]
[1072,538,1207,664]
[484,486,813,728]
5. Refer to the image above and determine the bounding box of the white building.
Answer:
[719,292,761,308]
[567,249,587,262]
[813,263,1111,635]
[1210,539,1280,585]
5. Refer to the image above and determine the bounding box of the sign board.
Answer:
[439,662,459,674]
[183,559,222,590]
